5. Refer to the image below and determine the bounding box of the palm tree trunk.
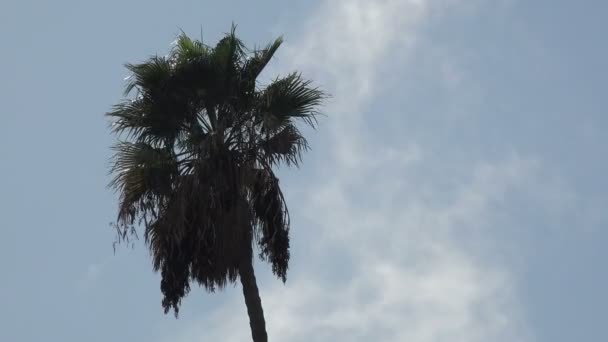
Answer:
[240,249,268,342]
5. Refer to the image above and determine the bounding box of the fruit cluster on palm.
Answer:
[107,27,325,342]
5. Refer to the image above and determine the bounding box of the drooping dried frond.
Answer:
[107,26,326,316]
[260,124,309,166]
[249,167,290,281]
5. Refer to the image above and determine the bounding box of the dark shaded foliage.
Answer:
[107,26,325,315]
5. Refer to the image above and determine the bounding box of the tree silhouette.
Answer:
[107,26,325,342]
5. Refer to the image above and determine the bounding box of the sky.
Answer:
[1,0,607,341]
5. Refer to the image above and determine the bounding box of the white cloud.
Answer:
[266,156,535,342]
[286,0,427,101]
[281,0,432,169]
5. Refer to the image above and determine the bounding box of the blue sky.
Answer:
[1,0,606,341]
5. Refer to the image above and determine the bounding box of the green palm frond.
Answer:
[124,56,172,96]
[109,142,176,223]
[106,96,185,145]
[243,36,283,82]
[107,98,149,139]
[171,32,211,65]
[258,72,325,131]
[212,24,246,72]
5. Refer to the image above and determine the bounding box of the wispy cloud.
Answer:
[282,0,431,168]
[161,1,577,341]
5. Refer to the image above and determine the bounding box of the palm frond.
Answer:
[258,72,325,131]
[171,32,211,65]
[242,36,283,82]
[260,124,309,166]
[109,142,176,223]
[124,56,172,96]
[249,167,290,281]
[106,96,185,145]
[106,98,148,139]
[212,24,246,75]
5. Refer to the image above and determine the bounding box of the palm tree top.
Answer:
[107,26,326,316]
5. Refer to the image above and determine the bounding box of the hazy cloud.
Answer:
[164,1,583,341]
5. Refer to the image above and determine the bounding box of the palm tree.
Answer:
[107,26,325,342]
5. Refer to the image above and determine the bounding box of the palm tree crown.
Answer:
[108,27,324,317]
